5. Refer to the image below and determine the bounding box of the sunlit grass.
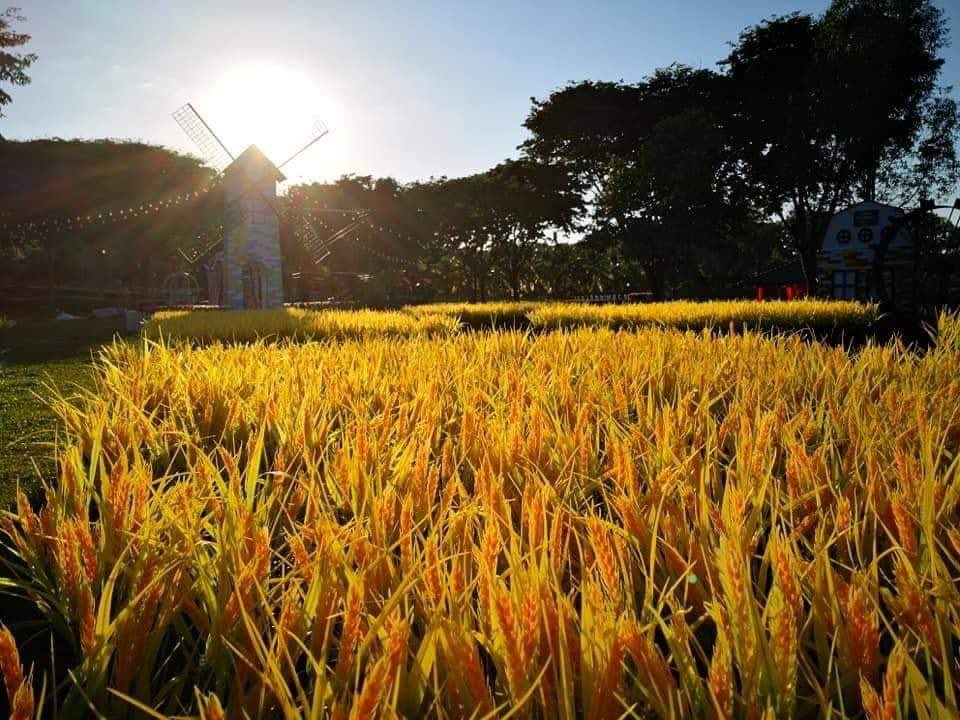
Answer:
[0,312,957,718]
[144,301,878,344]
[527,298,878,330]
[405,301,543,327]
[143,307,458,343]
[407,299,877,332]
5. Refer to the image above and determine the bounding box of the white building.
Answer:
[208,145,285,309]
[817,201,914,307]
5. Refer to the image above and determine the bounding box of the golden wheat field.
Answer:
[525,299,879,331]
[1,309,959,719]
[404,302,543,327]
[143,299,880,343]
[143,307,459,343]
[405,299,878,331]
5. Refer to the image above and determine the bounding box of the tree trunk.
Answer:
[647,240,665,300]
[788,212,820,294]
[798,242,819,294]
[646,262,665,300]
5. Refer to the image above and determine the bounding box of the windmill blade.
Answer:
[297,213,323,252]
[172,103,235,173]
[300,210,369,249]
[178,235,224,266]
[320,213,369,246]
[277,118,329,171]
[299,211,368,265]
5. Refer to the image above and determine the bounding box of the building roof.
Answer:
[225,144,286,182]
[841,199,904,214]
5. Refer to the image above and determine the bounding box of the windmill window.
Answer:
[858,228,873,243]
[242,262,265,309]
[836,230,851,244]
[832,270,858,300]
[208,258,225,306]
[248,209,268,225]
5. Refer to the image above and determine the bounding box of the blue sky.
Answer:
[4,0,960,185]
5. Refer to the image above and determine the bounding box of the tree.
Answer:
[524,67,742,298]
[530,236,633,298]
[484,159,583,299]
[417,174,499,302]
[909,208,960,304]
[596,107,737,297]
[0,7,36,119]
[413,160,583,301]
[0,139,217,305]
[819,0,952,203]
[283,176,432,304]
[522,81,648,193]
[722,0,959,289]
[722,13,846,291]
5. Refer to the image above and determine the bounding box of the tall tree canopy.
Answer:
[522,0,959,295]
[722,0,959,286]
[2,0,959,309]
[414,160,582,301]
[0,6,35,119]
[0,139,217,301]
[483,159,583,299]
[283,176,431,304]
[523,67,765,298]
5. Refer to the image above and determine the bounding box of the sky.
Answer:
[4,0,960,187]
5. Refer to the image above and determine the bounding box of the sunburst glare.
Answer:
[200,61,343,179]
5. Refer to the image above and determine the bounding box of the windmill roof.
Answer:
[226,144,286,182]
[840,200,904,214]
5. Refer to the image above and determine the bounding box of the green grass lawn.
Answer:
[0,317,126,507]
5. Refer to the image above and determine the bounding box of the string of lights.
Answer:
[353,217,422,268]
[0,181,222,235]
[179,229,226,265]
[1,183,426,272]
[295,211,424,268]
[0,171,228,266]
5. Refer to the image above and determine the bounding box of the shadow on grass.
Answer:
[0,317,126,506]
[0,318,127,716]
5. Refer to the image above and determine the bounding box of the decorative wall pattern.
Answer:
[221,146,285,309]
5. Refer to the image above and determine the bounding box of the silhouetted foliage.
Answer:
[0,138,217,305]
[911,209,960,304]
[0,0,958,310]
[0,6,35,119]
[524,67,769,298]
[284,176,431,304]
[721,0,959,288]
[519,0,959,297]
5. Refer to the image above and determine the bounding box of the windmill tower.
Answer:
[172,103,327,309]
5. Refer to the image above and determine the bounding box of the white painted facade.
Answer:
[817,201,914,306]
[220,145,286,309]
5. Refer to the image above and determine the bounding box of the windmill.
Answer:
[172,102,328,308]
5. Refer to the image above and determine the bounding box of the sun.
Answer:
[201,61,340,177]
